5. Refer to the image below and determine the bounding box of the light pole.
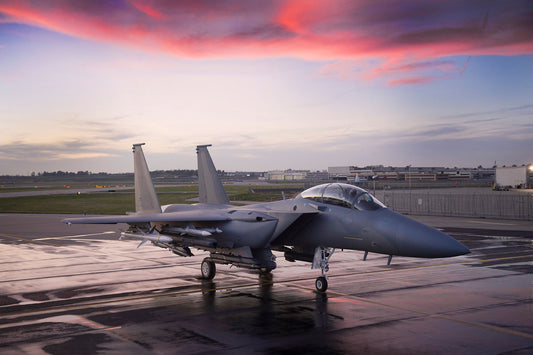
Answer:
[407,165,411,213]
[526,164,533,189]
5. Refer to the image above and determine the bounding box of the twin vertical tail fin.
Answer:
[132,143,228,210]
[196,145,230,205]
[133,143,161,214]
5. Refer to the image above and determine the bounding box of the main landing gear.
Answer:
[201,258,216,280]
[313,247,335,292]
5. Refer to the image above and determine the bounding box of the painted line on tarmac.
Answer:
[0,281,262,318]
[318,254,533,282]
[33,231,116,241]
[0,232,174,266]
[1,245,531,319]
[2,254,533,324]
[0,233,61,247]
[0,263,181,284]
[4,278,532,342]
[466,220,518,226]
[280,256,533,290]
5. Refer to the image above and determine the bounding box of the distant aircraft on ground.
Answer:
[63,144,469,291]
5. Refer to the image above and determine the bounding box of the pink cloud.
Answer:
[1,0,532,85]
[131,1,166,21]
[388,76,438,86]
[371,61,458,76]
[318,58,458,85]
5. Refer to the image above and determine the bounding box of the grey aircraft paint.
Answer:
[197,144,230,205]
[63,144,469,291]
[133,143,161,214]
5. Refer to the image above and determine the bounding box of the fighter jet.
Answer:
[63,144,469,292]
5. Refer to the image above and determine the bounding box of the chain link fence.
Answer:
[375,191,533,220]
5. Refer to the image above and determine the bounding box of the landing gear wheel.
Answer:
[315,276,328,292]
[201,259,216,280]
[313,247,334,292]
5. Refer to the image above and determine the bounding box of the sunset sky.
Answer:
[1,0,532,174]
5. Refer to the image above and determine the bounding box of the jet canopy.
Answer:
[299,183,386,211]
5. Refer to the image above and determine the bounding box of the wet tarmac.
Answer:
[0,214,532,354]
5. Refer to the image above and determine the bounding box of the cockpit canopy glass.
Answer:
[300,183,386,211]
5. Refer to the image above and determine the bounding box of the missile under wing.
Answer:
[63,144,469,292]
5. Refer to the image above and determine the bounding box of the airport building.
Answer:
[495,165,533,189]
[328,165,496,182]
[266,170,308,181]
[266,170,330,181]
[264,166,498,183]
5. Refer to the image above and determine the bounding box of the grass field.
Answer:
[0,184,306,214]
[0,193,136,214]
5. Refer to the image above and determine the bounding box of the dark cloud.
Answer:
[406,125,464,138]
[385,136,533,167]
[57,117,138,142]
[441,104,533,119]
[213,133,533,170]
[0,140,109,160]
[233,23,295,41]
[393,26,483,46]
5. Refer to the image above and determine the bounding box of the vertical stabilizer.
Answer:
[197,145,230,204]
[133,143,161,214]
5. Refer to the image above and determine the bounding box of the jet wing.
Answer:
[62,210,232,225]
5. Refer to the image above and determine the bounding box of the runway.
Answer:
[0,214,532,354]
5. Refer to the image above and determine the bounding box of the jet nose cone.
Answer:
[400,226,470,258]
[378,210,470,258]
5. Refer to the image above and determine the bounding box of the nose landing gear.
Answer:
[313,247,335,292]
[315,276,328,292]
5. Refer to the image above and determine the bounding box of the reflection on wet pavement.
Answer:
[0,214,531,353]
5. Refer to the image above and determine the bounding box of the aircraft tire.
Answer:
[315,276,328,292]
[201,259,216,280]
